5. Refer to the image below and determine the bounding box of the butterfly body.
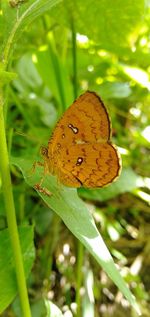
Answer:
[43,91,121,188]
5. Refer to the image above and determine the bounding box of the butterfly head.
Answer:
[40,146,48,159]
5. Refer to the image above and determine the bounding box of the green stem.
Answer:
[48,32,66,114]
[0,90,31,317]
[71,18,78,99]
[75,241,84,317]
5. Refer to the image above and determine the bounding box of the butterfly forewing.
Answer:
[48,91,111,155]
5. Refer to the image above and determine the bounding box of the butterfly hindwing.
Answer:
[57,143,121,188]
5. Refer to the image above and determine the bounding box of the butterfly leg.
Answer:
[34,160,52,197]
[34,183,52,197]
[27,160,44,178]
[29,146,52,196]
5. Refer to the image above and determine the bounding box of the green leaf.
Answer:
[83,269,94,317]
[1,0,62,67]
[50,0,145,52]
[35,46,73,112]
[99,82,132,99]
[11,156,141,315]
[0,225,35,314]
[0,69,17,87]
[12,53,58,127]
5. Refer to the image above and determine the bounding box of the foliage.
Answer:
[0,226,35,314]
[0,0,150,316]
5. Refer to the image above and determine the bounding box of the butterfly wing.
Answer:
[48,91,111,158]
[56,143,121,188]
[46,91,121,188]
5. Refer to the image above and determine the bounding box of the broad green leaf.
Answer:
[35,47,73,112]
[11,156,141,315]
[13,53,57,125]
[50,0,145,52]
[120,64,150,89]
[1,0,62,67]
[0,225,35,314]
[99,82,132,99]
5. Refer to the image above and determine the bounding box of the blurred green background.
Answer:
[0,0,150,316]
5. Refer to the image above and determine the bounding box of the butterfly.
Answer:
[36,91,121,191]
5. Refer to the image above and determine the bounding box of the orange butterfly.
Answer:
[37,91,121,189]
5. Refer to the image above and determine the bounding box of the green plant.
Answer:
[1,1,149,316]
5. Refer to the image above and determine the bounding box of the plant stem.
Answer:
[0,90,31,317]
[48,32,66,114]
[71,18,78,99]
[75,241,84,317]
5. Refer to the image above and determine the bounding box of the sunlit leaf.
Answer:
[1,0,62,66]
[11,157,141,315]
